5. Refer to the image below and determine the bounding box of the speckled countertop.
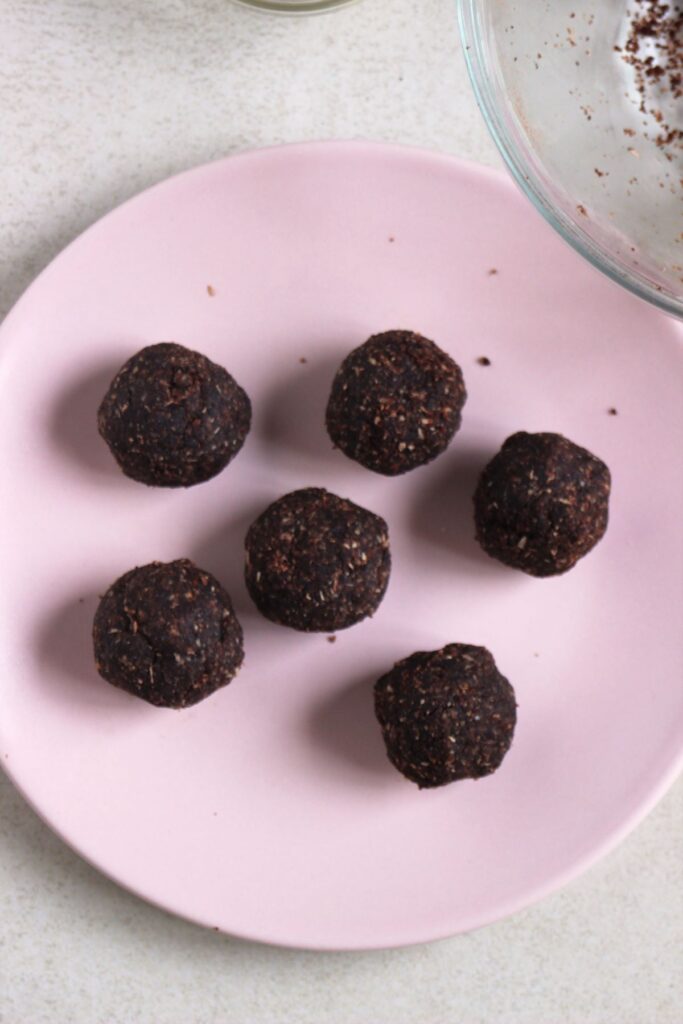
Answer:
[1,1,681,1021]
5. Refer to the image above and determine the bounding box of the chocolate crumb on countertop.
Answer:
[93,559,244,708]
[474,431,611,577]
[375,644,517,788]
[477,356,492,367]
[608,407,619,416]
[326,330,467,476]
[245,488,391,632]
[98,342,251,487]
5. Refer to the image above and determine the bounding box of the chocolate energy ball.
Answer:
[326,330,467,476]
[375,644,517,789]
[98,342,251,487]
[93,559,244,708]
[245,488,391,632]
[474,432,611,577]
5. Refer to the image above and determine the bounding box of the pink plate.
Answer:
[0,142,681,950]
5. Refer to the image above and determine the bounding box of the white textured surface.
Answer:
[0,1,681,1021]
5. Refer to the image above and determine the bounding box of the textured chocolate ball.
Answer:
[326,330,466,475]
[474,432,611,577]
[245,488,391,632]
[375,644,517,789]
[98,342,251,487]
[93,559,244,708]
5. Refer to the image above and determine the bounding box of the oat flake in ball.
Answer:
[326,330,467,476]
[245,488,391,632]
[375,644,517,789]
[98,342,251,487]
[93,559,244,708]
[474,431,611,577]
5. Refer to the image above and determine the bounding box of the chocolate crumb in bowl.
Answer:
[245,488,391,632]
[325,330,466,476]
[474,432,611,577]
[93,559,244,708]
[98,342,251,487]
[374,644,517,789]
[621,0,682,152]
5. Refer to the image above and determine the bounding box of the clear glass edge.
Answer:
[456,0,683,320]
[231,0,359,12]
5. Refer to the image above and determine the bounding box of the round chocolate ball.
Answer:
[93,559,244,708]
[474,432,611,577]
[374,644,517,789]
[325,330,467,476]
[245,487,391,632]
[98,342,251,487]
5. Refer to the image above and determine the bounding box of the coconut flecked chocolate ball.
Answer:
[245,488,391,632]
[93,559,244,708]
[98,342,251,487]
[474,432,611,577]
[375,644,517,789]
[325,330,467,476]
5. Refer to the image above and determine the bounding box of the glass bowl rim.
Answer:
[457,0,683,320]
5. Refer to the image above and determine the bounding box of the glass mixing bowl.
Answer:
[458,0,683,318]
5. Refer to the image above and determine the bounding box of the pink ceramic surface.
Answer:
[0,142,681,951]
